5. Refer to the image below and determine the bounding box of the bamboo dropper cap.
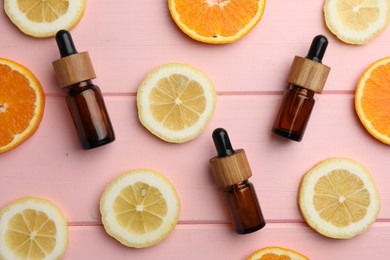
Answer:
[287,35,331,93]
[52,30,96,89]
[209,128,252,188]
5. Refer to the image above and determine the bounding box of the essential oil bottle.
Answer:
[272,35,331,142]
[209,128,266,234]
[52,30,115,149]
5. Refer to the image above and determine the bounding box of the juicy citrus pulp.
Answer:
[100,169,181,248]
[324,0,390,44]
[0,197,68,260]
[137,63,216,143]
[168,0,266,44]
[299,157,380,239]
[355,56,390,144]
[247,246,309,260]
[0,58,45,154]
[4,0,86,38]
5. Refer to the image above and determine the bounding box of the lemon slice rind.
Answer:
[4,0,86,38]
[100,169,181,248]
[324,0,390,44]
[137,63,216,143]
[299,157,380,239]
[0,197,68,260]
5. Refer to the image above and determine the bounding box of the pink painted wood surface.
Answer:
[1,0,390,259]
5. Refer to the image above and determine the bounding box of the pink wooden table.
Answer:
[1,1,390,259]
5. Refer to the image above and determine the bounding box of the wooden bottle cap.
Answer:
[209,149,252,188]
[287,56,330,93]
[52,52,96,88]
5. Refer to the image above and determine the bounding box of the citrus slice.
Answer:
[298,157,380,239]
[355,56,390,144]
[4,0,86,38]
[0,197,68,260]
[0,58,45,154]
[137,63,216,143]
[247,246,309,260]
[100,169,181,248]
[324,0,390,44]
[168,0,266,44]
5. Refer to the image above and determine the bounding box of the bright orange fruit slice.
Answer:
[247,246,309,260]
[0,58,45,153]
[168,0,266,44]
[355,56,390,144]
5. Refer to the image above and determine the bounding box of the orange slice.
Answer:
[355,56,390,144]
[247,246,309,260]
[0,58,45,153]
[168,0,266,44]
[299,157,380,239]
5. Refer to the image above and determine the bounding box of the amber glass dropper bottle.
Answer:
[209,128,266,234]
[272,35,331,142]
[52,30,115,149]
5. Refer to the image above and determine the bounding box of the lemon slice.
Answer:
[0,197,68,260]
[298,157,380,239]
[137,63,216,143]
[4,0,86,38]
[247,246,309,260]
[324,0,390,44]
[100,169,181,248]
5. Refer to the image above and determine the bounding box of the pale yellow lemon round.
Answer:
[100,169,181,248]
[4,0,86,38]
[324,0,390,44]
[0,197,68,260]
[299,157,380,239]
[137,63,216,143]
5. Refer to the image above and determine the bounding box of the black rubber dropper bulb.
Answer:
[56,30,78,58]
[212,128,235,157]
[305,35,328,63]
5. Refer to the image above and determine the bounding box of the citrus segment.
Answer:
[137,63,216,143]
[0,58,45,154]
[4,0,86,38]
[100,169,181,248]
[324,0,390,44]
[168,0,266,44]
[355,56,390,144]
[247,246,309,260]
[298,157,380,239]
[0,197,68,260]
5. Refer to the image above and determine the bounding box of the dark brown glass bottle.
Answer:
[209,128,266,234]
[272,35,331,142]
[52,30,115,149]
